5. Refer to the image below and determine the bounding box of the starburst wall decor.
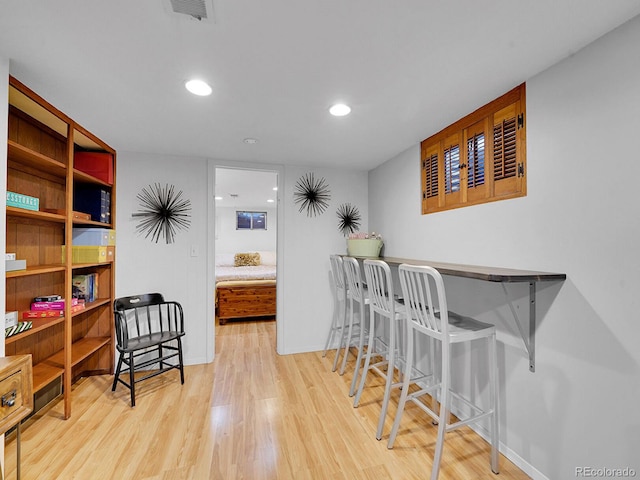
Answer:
[133,183,192,244]
[293,172,331,217]
[337,203,361,236]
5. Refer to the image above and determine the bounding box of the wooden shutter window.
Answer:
[493,115,517,181]
[422,143,441,213]
[423,153,438,199]
[492,99,525,199]
[420,83,525,214]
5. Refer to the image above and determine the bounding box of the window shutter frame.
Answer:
[420,83,526,215]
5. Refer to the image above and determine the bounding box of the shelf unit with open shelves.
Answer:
[4,76,116,419]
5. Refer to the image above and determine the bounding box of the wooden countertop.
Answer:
[357,256,567,283]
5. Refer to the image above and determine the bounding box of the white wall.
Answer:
[279,165,369,354]
[215,206,276,254]
[116,154,368,362]
[115,151,210,365]
[368,15,640,480]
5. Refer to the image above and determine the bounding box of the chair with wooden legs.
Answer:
[388,264,499,480]
[323,255,348,371]
[353,259,406,440]
[340,256,370,395]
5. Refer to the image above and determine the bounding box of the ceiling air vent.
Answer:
[165,0,214,22]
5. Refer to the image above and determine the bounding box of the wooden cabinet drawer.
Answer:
[0,355,34,434]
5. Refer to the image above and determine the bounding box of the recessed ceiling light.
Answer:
[272,187,278,191]
[215,196,223,200]
[329,103,351,116]
[185,79,212,96]
[267,199,275,203]
[243,138,258,144]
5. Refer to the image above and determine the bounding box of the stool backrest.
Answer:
[329,254,347,293]
[364,259,395,317]
[398,264,449,338]
[343,256,366,304]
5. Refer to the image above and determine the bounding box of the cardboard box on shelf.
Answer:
[72,228,116,246]
[41,209,92,220]
[62,245,114,264]
[5,321,33,338]
[23,304,86,319]
[74,151,114,185]
[5,259,26,271]
[4,311,18,328]
[30,298,80,311]
[6,191,39,211]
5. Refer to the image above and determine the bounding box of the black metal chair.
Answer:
[112,293,185,406]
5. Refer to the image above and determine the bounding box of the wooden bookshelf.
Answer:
[5,75,117,419]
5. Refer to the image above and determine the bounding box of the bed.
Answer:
[215,251,277,324]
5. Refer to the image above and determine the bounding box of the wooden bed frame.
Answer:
[216,280,276,325]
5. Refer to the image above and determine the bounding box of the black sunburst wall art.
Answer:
[133,183,192,244]
[337,203,361,236]
[293,172,331,217]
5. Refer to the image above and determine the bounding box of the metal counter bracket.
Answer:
[502,281,536,372]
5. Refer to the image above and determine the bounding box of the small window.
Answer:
[421,83,526,214]
[236,211,267,230]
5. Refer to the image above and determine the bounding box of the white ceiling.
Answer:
[215,167,278,209]
[1,1,640,172]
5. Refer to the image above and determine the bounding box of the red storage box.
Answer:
[74,152,114,185]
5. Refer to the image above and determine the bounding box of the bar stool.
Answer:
[323,255,348,373]
[353,259,406,440]
[341,256,370,395]
[388,264,499,480]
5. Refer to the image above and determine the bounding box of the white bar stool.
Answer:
[341,256,370,395]
[353,259,406,440]
[388,264,499,480]
[323,254,348,371]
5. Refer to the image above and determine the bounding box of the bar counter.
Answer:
[348,255,567,372]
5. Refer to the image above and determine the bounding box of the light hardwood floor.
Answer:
[4,319,531,479]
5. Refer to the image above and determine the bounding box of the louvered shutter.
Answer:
[424,155,438,198]
[421,143,440,213]
[444,145,460,193]
[493,101,525,198]
[465,119,489,202]
[443,133,461,207]
[468,133,485,187]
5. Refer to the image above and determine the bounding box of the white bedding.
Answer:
[215,265,277,283]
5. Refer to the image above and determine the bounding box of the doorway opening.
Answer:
[214,167,279,333]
